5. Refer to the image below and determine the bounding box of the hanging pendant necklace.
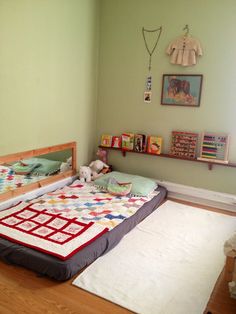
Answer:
[142,26,162,72]
[142,26,162,103]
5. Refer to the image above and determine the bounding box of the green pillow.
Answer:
[94,171,157,197]
[21,158,62,176]
[11,162,41,175]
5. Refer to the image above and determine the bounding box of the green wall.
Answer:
[0,0,235,195]
[0,0,100,166]
[97,0,236,194]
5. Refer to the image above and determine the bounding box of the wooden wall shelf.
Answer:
[99,146,236,170]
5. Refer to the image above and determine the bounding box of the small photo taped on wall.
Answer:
[144,91,152,103]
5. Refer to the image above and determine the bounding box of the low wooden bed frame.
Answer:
[0,142,77,202]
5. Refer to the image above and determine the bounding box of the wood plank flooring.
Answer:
[0,199,236,314]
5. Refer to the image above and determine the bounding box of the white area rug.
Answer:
[73,200,236,314]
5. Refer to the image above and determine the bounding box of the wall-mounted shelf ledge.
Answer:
[99,146,236,170]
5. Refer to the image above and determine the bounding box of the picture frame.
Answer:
[161,74,203,107]
[170,131,198,159]
[197,132,230,164]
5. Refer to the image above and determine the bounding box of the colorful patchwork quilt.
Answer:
[0,165,46,194]
[0,180,159,260]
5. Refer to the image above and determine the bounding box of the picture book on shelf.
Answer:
[111,136,121,148]
[147,136,162,155]
[100,134,112,147]
[134,134,147,152]
[121,133,134,151]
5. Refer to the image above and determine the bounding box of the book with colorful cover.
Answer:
[147,136,162,155]
[121,133,134,151]
[100,134,112,147]
[134,134,147,152]
[111,136,122,148]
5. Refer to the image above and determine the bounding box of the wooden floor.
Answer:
[0,199,236,314]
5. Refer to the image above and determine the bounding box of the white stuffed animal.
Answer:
[79,166,92,182]
[89,160,109,180]
[60,157,72,172]
[224,233,236,257]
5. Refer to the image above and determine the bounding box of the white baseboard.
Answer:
[156,180,236,212]
[0,176,77,211]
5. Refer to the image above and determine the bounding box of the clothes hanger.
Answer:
[183,24,190,37]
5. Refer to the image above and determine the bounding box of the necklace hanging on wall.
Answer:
[142,26,162,103]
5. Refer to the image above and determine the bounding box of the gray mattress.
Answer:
[0,186,167,281]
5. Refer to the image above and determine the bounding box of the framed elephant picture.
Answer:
[161,74,203,107]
